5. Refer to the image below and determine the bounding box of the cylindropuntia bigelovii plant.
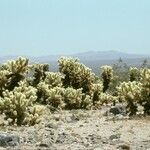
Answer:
[58,57,95,93]
[129,67,140,82]
[31,63,49,86]
[101,65,113,93]
[117,81,142,116]
[139,68,150,114]
[5,57,29,90]
[0,80,38,125]
[37,72,64,103]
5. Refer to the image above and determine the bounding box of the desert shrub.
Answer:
[46,87,65,110]
[90,82,103,105]
[37,72,64,103]
[101,65,113,92]
[95,93,117,107]
[64,87,92,109]
[129,67,140,82]
[139,68,150,114]
[117,81,142,116]
[0,80,43,125]
[58,57,95,93]
[24,104,46,126]
[0,70,10,96]
[109,58,129,95]
[4,57,29,91]
[31,63,49,86]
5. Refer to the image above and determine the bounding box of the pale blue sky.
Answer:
[0,0,150,56]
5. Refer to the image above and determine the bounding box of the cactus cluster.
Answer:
[129,67,140,82]
[31,63,49,86]
[101,65,113,92]
[37,72,64,103]
[0,80,42,125]
[140,68,150,114]
[58,57,95,93]
[0,56,149,126]
[117,68,150,115]
[117,81,142,115]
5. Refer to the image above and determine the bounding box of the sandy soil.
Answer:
[0,109,150,150]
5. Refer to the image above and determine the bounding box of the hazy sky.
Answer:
[0,0,150,56]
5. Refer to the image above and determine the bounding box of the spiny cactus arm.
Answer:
[44,72,64,88]
[31,63,49,86]
[0,80,37,125]
[46,87,65,109]
[7,57,29,75]
[129,67,140,81]
[101,65,113,92]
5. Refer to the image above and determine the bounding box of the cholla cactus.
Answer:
[46,87,65,110]
[101,65,113,92]
[58,57,95,93]
[6,57,29,74]
[95,93,116,107]
[64,87,83,109]
[90,82,103,105]
[117,81,142,115]
[37,72,64,103]
[140,68,150,114]
[24,105,46,126]
[0,80,37,125]
[0,70,10,96]
[5,57,29,90]
[31,64,49,86]
[129,67,140,82]
[99,93,115,104]
[44,72,64,88]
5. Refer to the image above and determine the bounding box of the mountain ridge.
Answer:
[1,50,148,63]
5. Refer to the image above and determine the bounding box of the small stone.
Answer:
[109,134,121,140]
[0,133,20,147]
[94,147,104,150]
[38,143,49,147]
[65,116,72,123]
[117,143,130,150]
[109,105,126,115]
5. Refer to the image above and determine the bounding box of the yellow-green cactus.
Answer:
[31,63,49,86]
[129,67,140,82]
[24,104,46,126]
[0,70,10,96]
[37,72,64,103]
[44,72,64,88]
[64,87,83,109]
[0,80,37,125]
[90,82,103,105]
[58,57,95,93]
[99,93,116,105]
[101,65,113,92]
[46,87,65,110]
[139,68,150,114]
[117,81,142,115]
[5,57,29,90]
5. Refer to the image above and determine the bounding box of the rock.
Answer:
[38,143,49,147]
[45,122,58,129]
[117,143,130,150]
[65,116,72,123]
[94,147,104,150]
[109,134,120,140]
[109,105,126,115]
[0,133,20,147]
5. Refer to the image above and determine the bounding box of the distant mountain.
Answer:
[0,50,149,63]
[33,50,149,62]
[0,50,149,74]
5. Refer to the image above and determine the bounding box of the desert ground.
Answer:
[0,106,150,150]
